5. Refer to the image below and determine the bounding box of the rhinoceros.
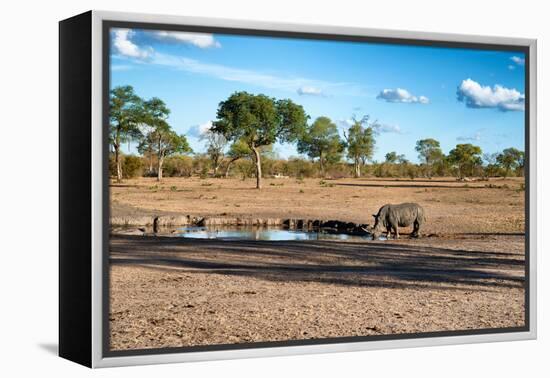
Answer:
[369,203,425,240]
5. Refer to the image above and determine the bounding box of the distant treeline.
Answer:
[110,85,525,185]
[110,148,524,181]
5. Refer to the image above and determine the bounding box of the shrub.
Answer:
[122,155,144,178]
[283,158,317,178]
[108,155,117,178]
[234,160,255,180]
[163,155,193,177]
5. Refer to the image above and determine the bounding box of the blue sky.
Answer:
[110,28,526,163]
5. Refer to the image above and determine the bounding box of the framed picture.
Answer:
[59,10,537,368]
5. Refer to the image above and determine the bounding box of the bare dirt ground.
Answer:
[110,234,525,350]
[109,176,526,351]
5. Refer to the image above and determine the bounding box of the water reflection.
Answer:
[175,226,370,241]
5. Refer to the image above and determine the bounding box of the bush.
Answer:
[108,155,117,177]
[109,154,144,178]
[122,155,144,178]
[234,160,255,180]
[163,155,193,177]
[326,163,349,179]
[192,154,211,177]
[283,158,317,178]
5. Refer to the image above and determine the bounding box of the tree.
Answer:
[154,130,192,180]
[109,86,144,182]
[448,143,483,179]
[385,151,400,164]
[344,116,376,177]
[212,92,308,189]
[415,138,444,178]
[483,152,502,177]
[201,130,228,176]
[224,140,252,177]
[138,97,192,181]
[496,147,525,178]
[297,116,344,177]
[382,151,407,177]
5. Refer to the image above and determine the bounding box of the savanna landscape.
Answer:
[110,176,525,350]
[108,27,527,351]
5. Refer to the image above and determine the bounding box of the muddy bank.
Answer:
[111,213,372,236]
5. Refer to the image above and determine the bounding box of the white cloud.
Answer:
[153,53,348,94]
[111,64,133,72]
[376,88,429,104]
[508,65,516,70]
[337,119,401,134]
[373,123,402,134]
[457,132,482,142]
[112,29,151,60]
[456,78,525,112]
[338,119,354,128]
[510,56,525,66]
[187,121,212,138]
[297,86,324,96]
[154,31,221,48]
[110,31,359,96]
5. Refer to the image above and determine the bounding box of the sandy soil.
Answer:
[109,234,525,351]
[110,177,525,234]
[109,176,526,351]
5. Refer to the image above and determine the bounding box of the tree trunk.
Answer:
[213,157,219,177]
[252,146,262,189]
[354,159,361,178]
[157,136,163,181]
[225,157,238,178]
[157,154,164,181]
[114,144,122,182]
[319,151,325,177]
[149,149,154,173]
[225,161,232,178]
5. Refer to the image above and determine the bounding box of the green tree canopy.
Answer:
[138,97,192,180]
[297,116,344,177]
[201,130,228,176]
[109,85,144,181]
[448,143,483,178]
[385,151,399,164]
[415,138,444,178]
[223,139,252,177]
[496,147,525,177]
[344,116,376,177]
[212,91,308,188]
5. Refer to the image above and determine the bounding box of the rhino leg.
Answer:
[412,219,420,238]
[394,226,400,239]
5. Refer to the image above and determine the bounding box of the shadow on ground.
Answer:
[110,235,525,292]
[335,182,491,189]
[38,343,58,356]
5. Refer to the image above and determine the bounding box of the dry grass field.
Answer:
[110,176,525,234]
[109,176,526,351]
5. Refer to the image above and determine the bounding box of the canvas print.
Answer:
[107,26,527,353]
